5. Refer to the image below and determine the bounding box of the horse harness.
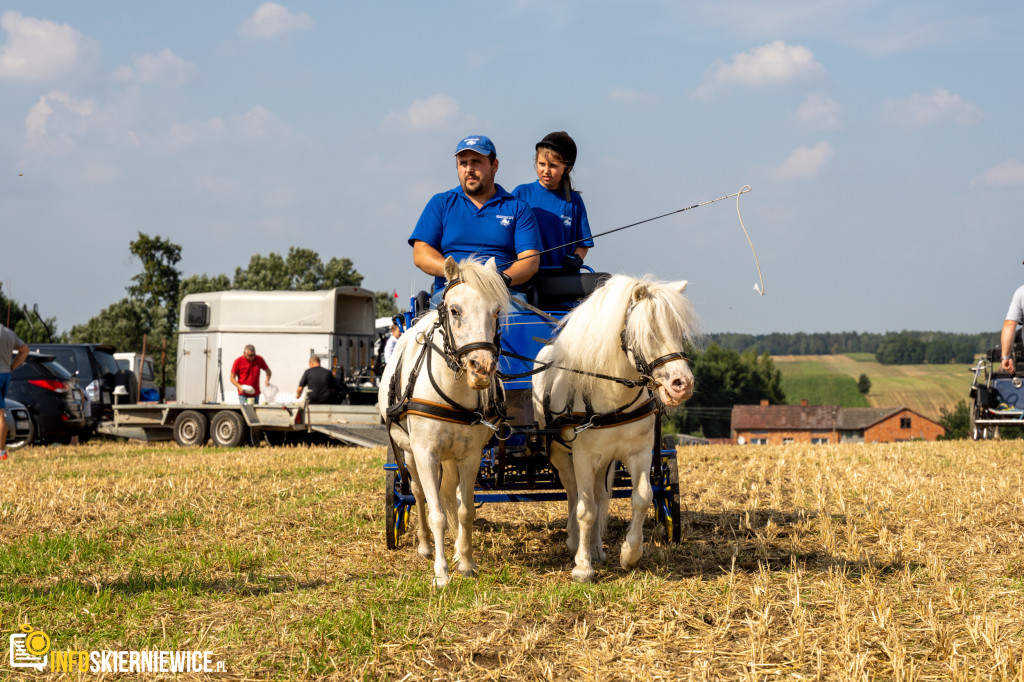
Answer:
[539,319,691,447]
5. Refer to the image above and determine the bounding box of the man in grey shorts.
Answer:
[0,323,30,460]
[1000,281,1024,374]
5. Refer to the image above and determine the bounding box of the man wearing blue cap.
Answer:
[410,135,542,296]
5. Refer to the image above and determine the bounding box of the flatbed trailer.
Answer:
[99,402,387,448]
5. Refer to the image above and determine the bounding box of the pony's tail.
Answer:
[439,460,460,539]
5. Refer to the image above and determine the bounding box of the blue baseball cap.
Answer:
[454,135,496,157]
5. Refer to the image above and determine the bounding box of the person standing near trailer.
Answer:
[296,356,337,404]
[230,344,271,404]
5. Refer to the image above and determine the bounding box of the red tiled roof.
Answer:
[731,404,839,430]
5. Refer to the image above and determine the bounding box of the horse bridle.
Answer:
[617,300,691,389]
[433,278,502,373]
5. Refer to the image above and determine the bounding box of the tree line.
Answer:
[9,233,386,385]
[709,330,998,364]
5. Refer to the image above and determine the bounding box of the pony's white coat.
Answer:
[378,257,508,587]
[533,274,701,582]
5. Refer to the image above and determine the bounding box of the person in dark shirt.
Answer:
[296,356,337,404]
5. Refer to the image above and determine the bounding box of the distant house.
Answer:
[731,400,945,444]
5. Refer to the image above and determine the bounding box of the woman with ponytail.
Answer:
[513,131,594,272]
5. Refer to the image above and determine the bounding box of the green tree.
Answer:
[857,373,871,395]
[937,400,970,440]
[668,345,785,438]
[375,291,405,319]
[231,248,363,291]
[179,273,232,300]
[127,233,182,330]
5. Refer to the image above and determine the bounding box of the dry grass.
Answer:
[1,439,1023,680]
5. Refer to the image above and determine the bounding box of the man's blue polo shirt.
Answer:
[409,184,542,291]
[512,180,594,269]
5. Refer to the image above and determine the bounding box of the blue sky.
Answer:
[2,1,1023,335]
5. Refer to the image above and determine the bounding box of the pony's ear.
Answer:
[443,256,460,282]
[630,282,649,305]
[483,257,498,271]
[668,280,688,293]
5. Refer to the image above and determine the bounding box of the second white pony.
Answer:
[533,274,700,582]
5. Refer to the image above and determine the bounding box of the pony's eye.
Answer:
[450,306,461,318]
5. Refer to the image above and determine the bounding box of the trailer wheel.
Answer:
[386,439,411,550]
[210,410,247,447]
[173,410,209,447]
[655,455,682,544]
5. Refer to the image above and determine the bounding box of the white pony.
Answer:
[378,256,509,587]
[533,275,700,582]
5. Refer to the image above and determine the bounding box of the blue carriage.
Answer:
[383,270,685,550]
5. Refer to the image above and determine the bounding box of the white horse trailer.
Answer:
[99,287,388,448]
[176,287,377,404]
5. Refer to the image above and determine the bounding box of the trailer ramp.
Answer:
[310,423,388,448]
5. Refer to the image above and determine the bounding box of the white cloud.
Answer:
[795,92,843,130]
[239,3,313,39]
[234,105,299,143]
[972,159,1024,188]
[113,48,196,88]
[380,94,462,133]
[885,88,981,128]
[695,40,825,99]
[158,118,227,154]
[773,141,834,180]
[0,11,97,81]
[25,90,97,146]
[608,88,643,104]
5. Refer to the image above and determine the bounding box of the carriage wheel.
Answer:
[385,440,411,550]
[655,456,682,543]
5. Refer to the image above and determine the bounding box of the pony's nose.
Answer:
[464,351,496,378]
[672,376,693,399]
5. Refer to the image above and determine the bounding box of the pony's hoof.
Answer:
[458,563,478,578]
[417,546,432,559]
[432,575,450,589]
[594,546,607,564]
[620,543,642,569]
[571,566,595,583]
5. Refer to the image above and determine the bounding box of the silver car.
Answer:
[4,398,34,450]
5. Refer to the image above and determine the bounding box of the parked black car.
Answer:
[8,352,87,444]
[4,398,34,450]
[29,343,127,426]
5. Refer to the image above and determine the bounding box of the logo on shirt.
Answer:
[561,215,572,227]
[496,214,514,227]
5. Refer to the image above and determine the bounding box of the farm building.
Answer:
[731,400,945,445]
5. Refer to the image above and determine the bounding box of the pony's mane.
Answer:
[549,274,702,393]
[451,257,510,316]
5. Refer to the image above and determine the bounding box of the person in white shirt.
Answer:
[383,325,401,365]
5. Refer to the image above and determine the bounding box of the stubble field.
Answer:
[1,439,1023,680]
